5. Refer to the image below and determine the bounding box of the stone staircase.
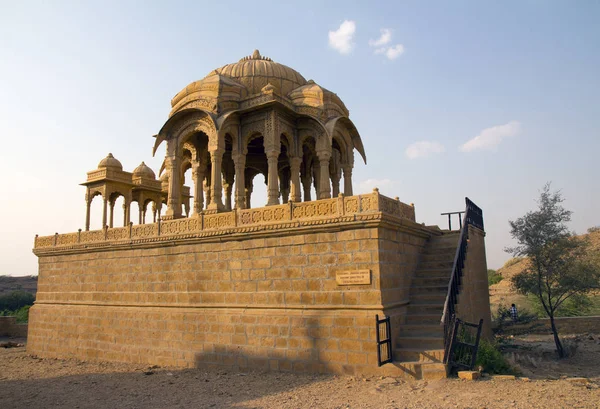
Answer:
[393,232,460,380]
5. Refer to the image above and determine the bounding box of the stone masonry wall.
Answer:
[29,223,431,374]
[0,316,28,338]
[456,226,493,339]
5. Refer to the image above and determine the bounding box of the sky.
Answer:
[1,1,599,276]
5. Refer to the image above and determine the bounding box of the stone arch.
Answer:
[153,108,217,156]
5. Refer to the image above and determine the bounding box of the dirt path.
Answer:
[1,345,599,409]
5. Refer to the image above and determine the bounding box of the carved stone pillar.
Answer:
[138,202,144,225]
[152,202,157,223]
[85,193,91,231]
[208,149,224,211]
[289,157,302,203]
[281,187,290,204]
[123,202,128,226]
[343,165,353,197]
[331,170,341,197]
[183,198,190,217]
[164,156,182,219]
[317,151,331,199]
[266,151,280,206]
[191,161,205,215]
[223,181,233,211]
[109,200,115,228]
[124,195,131,226]
[301,173,312,202]
[245,181,253,209]
[203,179,211,208]
[233,155,246,209]
[101,196,108,228]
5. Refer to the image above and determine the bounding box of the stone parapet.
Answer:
[33,192,416,253]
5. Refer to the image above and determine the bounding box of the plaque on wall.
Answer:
[336,270,371,285]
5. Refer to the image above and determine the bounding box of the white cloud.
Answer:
[369,28,404,60]
[405,141,445,159]
[357,178,399,194]
[384,44,404,60]
[328,20,356,54]
[460,121,521,152]
[369,28,392,47]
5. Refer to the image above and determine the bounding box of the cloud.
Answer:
[357,178,399,194]
[384,44,404,60]
[369,28,404,60]
[328,20,356,54]
[369,28,392,47]
[405,141,445,159]
[460,121,521,152]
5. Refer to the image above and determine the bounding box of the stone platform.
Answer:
[28,190,488,379]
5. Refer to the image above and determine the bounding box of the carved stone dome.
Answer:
[205,49,307,96]
[133,161,156,179]
[97,153,123,170]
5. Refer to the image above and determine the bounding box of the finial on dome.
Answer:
[252,49,261,59]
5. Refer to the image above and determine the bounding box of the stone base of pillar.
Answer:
[160,214,183,221]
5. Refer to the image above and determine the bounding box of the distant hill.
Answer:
[0,275,38,296]
[489,228,600,314]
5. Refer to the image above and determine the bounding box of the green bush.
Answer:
[0,290,35,311]
[488,269,503,286]
[14,305,31,323]
[475,340,516,374]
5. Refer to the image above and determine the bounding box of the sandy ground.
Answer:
[2,334,600,409]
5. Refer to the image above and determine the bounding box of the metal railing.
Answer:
[440,211,464,231]
[441,198,484,363]
[444,316,484,371]
[375,314,393,366]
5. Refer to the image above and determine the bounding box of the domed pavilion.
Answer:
[155,49,367,219]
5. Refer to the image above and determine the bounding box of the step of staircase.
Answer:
[411,276,450,287]
[408,293,446,304]
[396,335,444,349]
[394,348,444,363]
[407,303,444,315]
[404,313,442,324]
[399,324,443,337]
[374,361,448,380]
[417,260,454,269]
[423,246,457,256]
[419,252,456,262]
[409,286,447,296]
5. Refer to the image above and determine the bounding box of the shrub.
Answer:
[488,269,503,286]
[475,340,517,374]
[587,226,600,233]
[14,305,31,323]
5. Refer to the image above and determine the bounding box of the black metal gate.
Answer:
[375,314,393,366]
[445,316,483,372]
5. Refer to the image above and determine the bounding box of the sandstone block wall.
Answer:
[456,226,493,339]
[0,316,28,338]
[28,221,432,374]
